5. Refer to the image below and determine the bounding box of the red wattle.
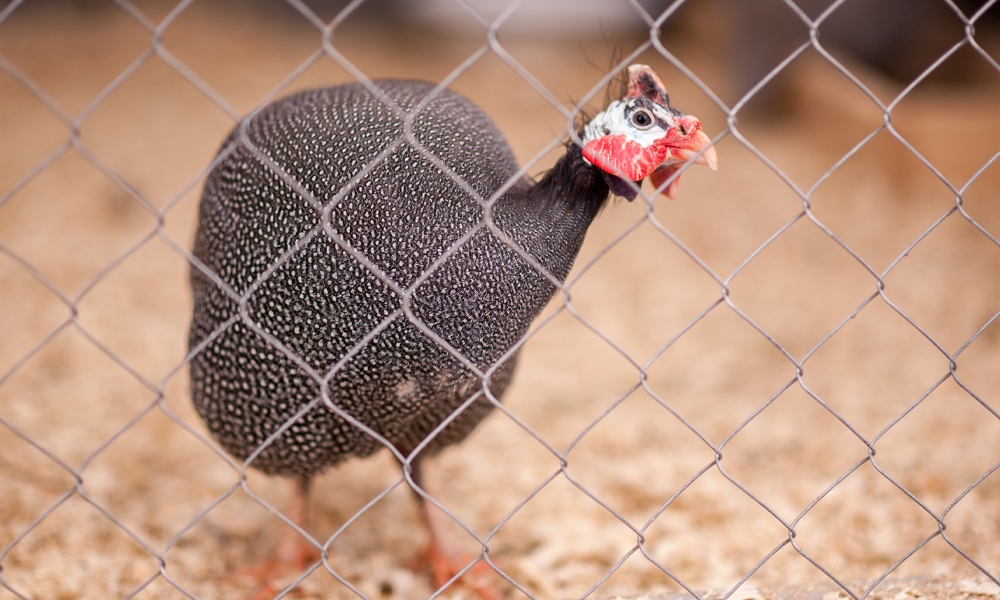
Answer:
[649,165,682,199]
[582,135,669,181]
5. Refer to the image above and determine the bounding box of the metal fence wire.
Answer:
[2,0,1000,598]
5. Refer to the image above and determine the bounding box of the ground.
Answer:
[1,1,1000,599]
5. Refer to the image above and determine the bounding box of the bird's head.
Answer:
[581,64,717,201]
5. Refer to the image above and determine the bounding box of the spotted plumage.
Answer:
[188,79,614,476]
[188,67,716,595]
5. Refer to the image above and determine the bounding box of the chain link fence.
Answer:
[2,0,1000,598]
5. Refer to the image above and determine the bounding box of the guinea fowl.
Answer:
[188,64,716,596]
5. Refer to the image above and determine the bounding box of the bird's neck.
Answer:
[495,141,612,228]
[489,142,613,282]
[523,141,612,217]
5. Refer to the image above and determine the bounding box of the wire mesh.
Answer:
[1,0,1000,599]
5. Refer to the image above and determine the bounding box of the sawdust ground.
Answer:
[2,2,1000,599]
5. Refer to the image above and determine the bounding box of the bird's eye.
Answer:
[630,109,654,129]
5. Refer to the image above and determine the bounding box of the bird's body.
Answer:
[188,66,715,596]
[189,80,609,475]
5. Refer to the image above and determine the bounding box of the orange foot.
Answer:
[227,477,321,600]
[228,531,321,600]
[415,542,504,600]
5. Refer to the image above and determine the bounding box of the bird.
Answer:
[187,64,716,597]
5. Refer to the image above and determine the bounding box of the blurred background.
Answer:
[2,0,1000,598]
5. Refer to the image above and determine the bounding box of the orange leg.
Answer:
[410,461,503,600]
[229,476,320,600]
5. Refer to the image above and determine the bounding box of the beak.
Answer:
[674,128,718,171]
[650,116,718,200]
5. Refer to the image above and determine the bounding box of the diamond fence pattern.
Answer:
[1,0,1000,599]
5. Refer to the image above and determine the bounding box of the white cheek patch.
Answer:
[582,100,672,150]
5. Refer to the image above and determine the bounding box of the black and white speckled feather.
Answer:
[189,79,613,477]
